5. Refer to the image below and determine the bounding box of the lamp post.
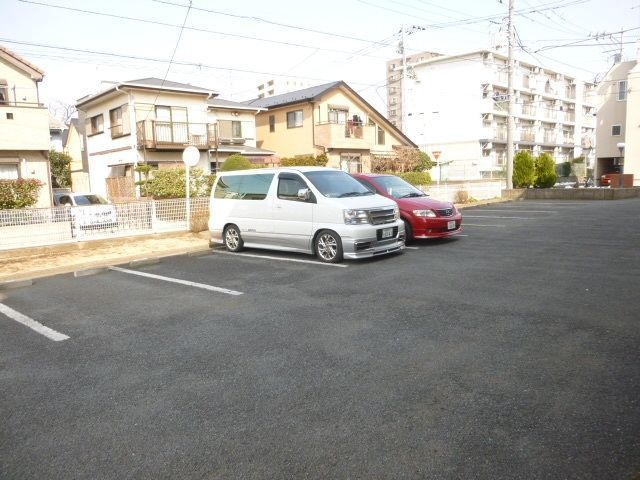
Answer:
[182,146,200,231]
[616,142,625,188]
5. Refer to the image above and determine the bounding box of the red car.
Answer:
[352,173,462,242]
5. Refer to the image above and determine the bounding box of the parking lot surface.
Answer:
[1,199,639,479]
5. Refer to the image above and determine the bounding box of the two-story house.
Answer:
[595,57,640,185]
[0,45,52,207]
[244,81,418,173]
[76,78,272,199]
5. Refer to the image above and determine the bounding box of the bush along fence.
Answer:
[0,197,209,251]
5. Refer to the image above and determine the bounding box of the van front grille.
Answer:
[368,208,396,225]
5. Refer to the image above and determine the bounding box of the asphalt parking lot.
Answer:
[1,199,639,479]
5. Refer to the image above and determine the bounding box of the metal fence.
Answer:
[0,198,209,251]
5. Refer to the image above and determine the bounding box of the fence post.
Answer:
[151,200,157,233]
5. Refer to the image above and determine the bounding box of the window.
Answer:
[0,79,8,104]
[328,107,348,124]
[87,114,104,136]
[6,112,13,120]
[617,80,627,101]
[277,173,310,201]
[0,163,19,180]
[611,124,621,136]
[232,120,242,138]
[213,173,274,200]
[377,126,385,145]
[287,110,303,128]
[109,104,130,138]
[269,115,275,132]
[340,153,362,174]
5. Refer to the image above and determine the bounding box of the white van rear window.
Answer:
[214,173,274,200]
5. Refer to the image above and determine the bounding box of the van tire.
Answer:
[403,219,413,244]
[223,224,244,252]
[315,230,343,263]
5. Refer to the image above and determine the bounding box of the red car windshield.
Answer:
[370,176,427,199]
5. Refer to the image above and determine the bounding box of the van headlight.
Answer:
[413,209,437,217]
[344,209,369,225]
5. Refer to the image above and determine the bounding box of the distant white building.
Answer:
[256,78,311,99]
[389,50,597,180]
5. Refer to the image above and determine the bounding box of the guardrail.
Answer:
[0,198,209,251]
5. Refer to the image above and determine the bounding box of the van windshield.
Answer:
[304,170,374,198]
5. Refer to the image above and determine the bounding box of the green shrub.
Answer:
[534,152,558,188]
[144,167,212,199]
[49,150,72,188]
[220,154,252,171]
[280,154,328,167]
[556,161,571,177]
[397,171,431,186]
[0,179,43,209]
[513,150,535,188]
[413,151,433,172]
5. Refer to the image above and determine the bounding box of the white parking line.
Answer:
[108,266,243,295]
[212,250,348,267]
[0,303,69,342]
[463,215,533,219]
[471,209,555,213]
[463,224,506,227]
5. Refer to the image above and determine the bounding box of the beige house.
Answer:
[0,46,52,207]
[63,117,91,192]
[595,58,640,185]
[244,81,418,172]
[76,78,272,199]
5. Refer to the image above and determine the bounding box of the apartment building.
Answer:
[391,50,597,180]
[0,46,52,207]
[76,78,272,198]
[595,58,640,185]
[386,50,442,131]
[244,81,417,173]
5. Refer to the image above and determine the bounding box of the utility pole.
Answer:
[506,0,515,189]
[400,25,407,134]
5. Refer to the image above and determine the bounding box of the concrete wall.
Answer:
[503,187,640,200]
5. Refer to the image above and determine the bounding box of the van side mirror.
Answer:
[297,188,312,202]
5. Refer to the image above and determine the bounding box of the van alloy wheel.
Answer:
[224,225,244,252]
[315,230,343,263]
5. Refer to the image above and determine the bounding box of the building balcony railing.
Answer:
[136,120,217,150]
[520,104,537,116]
[542,108,556,120]
[519,131,536,142]
[543,131,556,144]
[315,122,376,149]
[562,136,575,145]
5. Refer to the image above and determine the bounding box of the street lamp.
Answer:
[616,142,625,188]
[182,146,200,230]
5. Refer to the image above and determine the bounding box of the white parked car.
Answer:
[52,192,118,234]
[208,167,405,263]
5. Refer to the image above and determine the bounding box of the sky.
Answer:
[3,0,639,119]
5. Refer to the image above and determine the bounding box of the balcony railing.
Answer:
[542,108,556,120]
[521,104,537,116]
[520,130,536,142]
[543,131,556,144]
[315,122,375,149]
[136,120,217,149]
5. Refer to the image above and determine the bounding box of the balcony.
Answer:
[519,130,536,142]
[136,120,216,150]
[543,130,556,144]
[315,122,375,149]
[542,108,556,120]
[520,104,537,116]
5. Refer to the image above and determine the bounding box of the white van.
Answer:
[208,167,405,263]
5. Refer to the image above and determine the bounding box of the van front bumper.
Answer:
[341,223,405,259]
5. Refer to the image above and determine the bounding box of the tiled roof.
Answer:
[243,81,342,108]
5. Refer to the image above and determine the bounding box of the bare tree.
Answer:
[48,99,77,124]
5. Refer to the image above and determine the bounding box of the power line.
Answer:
[16,0,391,59]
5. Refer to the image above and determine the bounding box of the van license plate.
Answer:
[447,221,456,230]
[381,228,393,239]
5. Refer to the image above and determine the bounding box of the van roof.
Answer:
[217,166,344,176]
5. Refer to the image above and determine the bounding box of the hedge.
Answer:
[0,179,44,209]
[280,154,328,167]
